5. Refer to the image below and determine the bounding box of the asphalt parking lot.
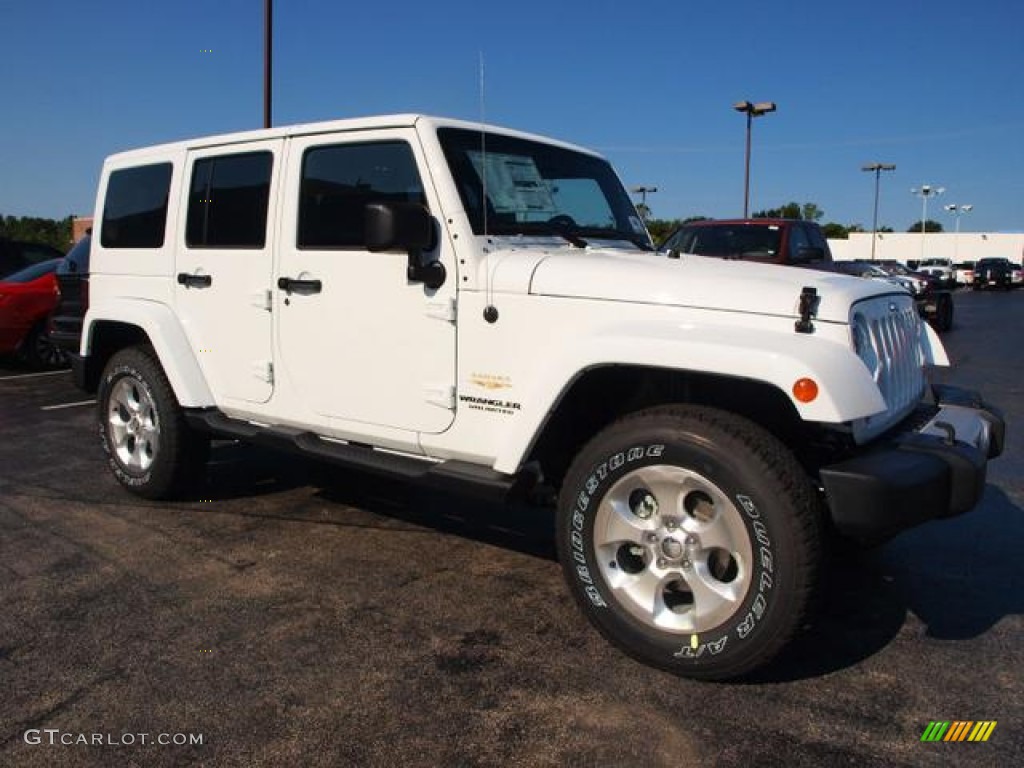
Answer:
[1,289,1022,767]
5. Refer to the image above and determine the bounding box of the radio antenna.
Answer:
[480,51,498,323]
[479,51,488,240]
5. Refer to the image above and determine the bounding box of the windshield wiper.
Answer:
[576,227,653,251]
[546,216,588,248]
[553,230,588,248]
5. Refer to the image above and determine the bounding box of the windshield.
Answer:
[438,127,650,248]
[662,224,781,260]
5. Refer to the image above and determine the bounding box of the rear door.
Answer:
[174,140,283,405]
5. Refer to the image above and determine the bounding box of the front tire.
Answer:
[557,405,822,680]
[932,294,953,332]
[98,346,209,499]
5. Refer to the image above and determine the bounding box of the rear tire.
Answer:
[97,346,209,499]
[22,323,67,370]
[556,405,822,680]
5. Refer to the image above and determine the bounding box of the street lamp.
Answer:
[911,184,945,261]
[862,163,895,261]
[630,186,658,220]
[734,101,776,218]
[264,0,273,128]
[944,203,973,261]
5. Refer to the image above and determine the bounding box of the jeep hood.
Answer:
[524,249,901,324]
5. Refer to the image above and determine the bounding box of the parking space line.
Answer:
[40,400,95,411]
[0,370,72,381]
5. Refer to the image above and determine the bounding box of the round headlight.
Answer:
[851,312,870,356]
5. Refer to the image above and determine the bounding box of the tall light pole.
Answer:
[911,184,944,261]
[944,203,973,261]
[264,0,273,128]
[862,163,895,261]
[630,186,657,221]
[733,101,776,218]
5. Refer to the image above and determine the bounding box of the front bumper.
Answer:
[819,385,1005,541]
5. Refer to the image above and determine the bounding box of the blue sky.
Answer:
[2,0,1022,233]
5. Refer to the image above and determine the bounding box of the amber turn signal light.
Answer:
[792,378,819,403]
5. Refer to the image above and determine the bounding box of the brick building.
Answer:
[72,215,93,244]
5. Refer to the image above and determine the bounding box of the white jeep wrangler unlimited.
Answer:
[73,115,1004,679]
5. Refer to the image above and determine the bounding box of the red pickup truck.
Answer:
[659,218,954,331]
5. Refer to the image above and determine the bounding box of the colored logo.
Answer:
[921,721,997,742]
[469,373,512,390]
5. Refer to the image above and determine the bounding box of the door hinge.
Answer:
[424,384,456,410]
[250,289,273,311]
[253,360,274,383]
[426,297,457,323]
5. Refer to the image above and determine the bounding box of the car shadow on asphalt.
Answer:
[201,441,557,562]
[750,483,1023,682]
[201,443,1021,682]
[309,472,558,563]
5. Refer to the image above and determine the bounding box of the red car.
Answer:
[0,258,67,368]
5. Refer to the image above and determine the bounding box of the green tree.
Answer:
[753,202,800,219]
[801,203,824,222]
[907,219,944,233]
[751,201,822,220]
[645,218,683,244]
[0,214,73,251]
[820,222,850,239]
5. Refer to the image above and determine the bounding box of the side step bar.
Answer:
[184,409,529,499]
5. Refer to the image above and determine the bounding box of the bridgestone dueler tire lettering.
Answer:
[556,405,822,680]
[98,346,208,500]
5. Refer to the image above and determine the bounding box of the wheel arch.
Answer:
[81,300,214,406]
[519,365,808,490]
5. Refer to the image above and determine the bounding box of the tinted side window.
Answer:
[186,152,273,248]
[101,163,173,248]
[806,225,828,251]
[787,225,810,259]
[298,142,425,249]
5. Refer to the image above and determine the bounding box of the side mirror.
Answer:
[365,201,434,253]
[365,202,445,290]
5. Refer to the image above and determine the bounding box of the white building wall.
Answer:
[827,232,1024,265]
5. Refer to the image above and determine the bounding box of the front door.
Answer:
[175,140,282,405]
[275,130,456,434]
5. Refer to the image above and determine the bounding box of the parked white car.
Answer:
[918,257,956,288]
[953,261,976,286]
[71,114,1005,680]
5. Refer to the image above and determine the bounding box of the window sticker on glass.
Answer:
[468,152,556,219]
